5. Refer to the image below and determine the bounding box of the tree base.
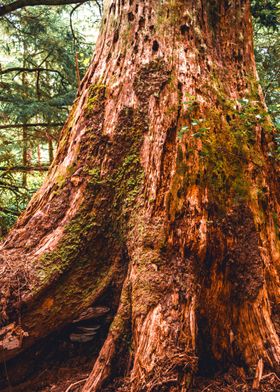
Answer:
[1,343,279,392]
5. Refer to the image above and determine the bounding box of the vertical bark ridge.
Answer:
[83,276,132,391]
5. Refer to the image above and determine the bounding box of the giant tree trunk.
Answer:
[0,0,279,390]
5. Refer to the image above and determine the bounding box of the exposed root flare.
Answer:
[131,351,197,392]
[82,277,131,392]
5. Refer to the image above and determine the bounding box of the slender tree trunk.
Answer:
[37,145,41,166]
[0,1,279,390]
[22,57,29,187]
[48,137,54,164]
[45,64,55,164]
[22,124,28,187]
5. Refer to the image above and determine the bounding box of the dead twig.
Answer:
[252,358,264,390]
[201,383,215,392]
[65,377,88,392]
[261,372,280,382]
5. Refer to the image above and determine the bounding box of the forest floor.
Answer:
[2,352,279,392]
[0,330,97,392]
[1,331,279,392]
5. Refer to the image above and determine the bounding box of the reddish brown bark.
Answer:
[0,0,279,391]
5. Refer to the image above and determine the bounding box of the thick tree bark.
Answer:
[0,0,279,390]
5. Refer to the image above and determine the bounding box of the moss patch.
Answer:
[169,91,272,217]
[85,83,106,118]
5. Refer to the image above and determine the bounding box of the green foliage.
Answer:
[251,0,279,30]
[178,126,189,140]
[0,3,100,236]
[253,0,280,153]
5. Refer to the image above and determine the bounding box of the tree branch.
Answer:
[0,207,20,216]
[0,67,68,82]
[0,0,91,17]
[0,179,28,193]
[0,122,63,129]
[0,165,49,172]
[94,0,102,16]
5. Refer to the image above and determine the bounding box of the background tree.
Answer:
[0,3,100,235]
[252,0,280,155]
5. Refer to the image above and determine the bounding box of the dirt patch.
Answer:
[190,368,280,392]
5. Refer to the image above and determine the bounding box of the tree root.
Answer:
[82,277,131,392]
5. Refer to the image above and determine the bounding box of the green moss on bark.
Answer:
[169,91,272,217]
[85,83,106,118]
